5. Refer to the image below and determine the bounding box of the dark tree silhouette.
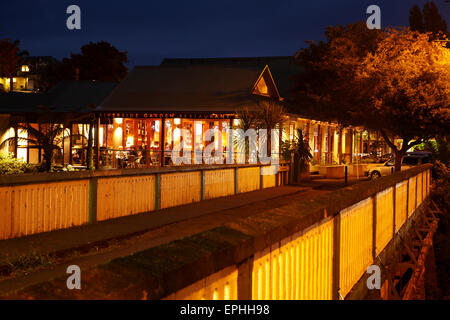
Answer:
[409,5,425,32]
[63,41,128,82]
[409,2,448,39]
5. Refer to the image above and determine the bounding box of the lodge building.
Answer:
[0,56,391,171]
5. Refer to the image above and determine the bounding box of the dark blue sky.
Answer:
[1,0,449,67]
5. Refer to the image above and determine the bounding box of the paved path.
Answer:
[0,178,361,296]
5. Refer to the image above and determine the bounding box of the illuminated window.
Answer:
[253,77,269,96]
[21,65,29,72]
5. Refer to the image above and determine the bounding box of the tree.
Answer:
[293,26,450,172]
[423,1,448,36]
[62,41,128,82]
[293,22,385,126]
[0,39,28,92]
[358,29,450,171]
[409,5,424,33]
[409,2,448,39]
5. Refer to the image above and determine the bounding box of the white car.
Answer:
[366,152,431,180]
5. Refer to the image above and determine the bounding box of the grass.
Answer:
[0,249,57,279]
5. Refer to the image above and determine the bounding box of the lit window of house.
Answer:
[21,65,30,72]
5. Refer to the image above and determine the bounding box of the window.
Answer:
[21,65,29,72]
[403,157,419,166]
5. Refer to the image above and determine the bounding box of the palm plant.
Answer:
[281,129,313,182]
[255,100,287,157]
[0,122,69,172]
[234,106,259,162]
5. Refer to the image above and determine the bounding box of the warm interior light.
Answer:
[21,65,29,72]
[114,118,123,125]
[174,118,181,125]
[99,127,104,146]
[126,135,134,147]
[233,119,240,126]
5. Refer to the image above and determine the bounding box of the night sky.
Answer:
[1,0,449,67]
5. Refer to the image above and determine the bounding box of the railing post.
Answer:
[344,166,348,185]
[332,214,341,300]
[392,184,396,237]
[237,256,254,300]
[155,173,161,210]
[372,195,377,260]
[260,166,263,190]
[234,167,238,195]
[88,177,98,224]
[415,174,418,210]
[200,170,205,201]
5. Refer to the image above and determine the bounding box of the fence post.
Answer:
[237,256,254,300]
[392,185,396,237]
[260,166,263,190]
[344,166,348,185]
[372,195,377,260]
[155,173,161,210]
[332,213,341,300]
[88,177,98,224]
[200,170,205,200]
[234,167,238,195]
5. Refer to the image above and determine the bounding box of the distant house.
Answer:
[0,56,59,93]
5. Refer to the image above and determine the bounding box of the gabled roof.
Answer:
[99,65,278,113]
[161,56,303,99]
[47,81,117,112]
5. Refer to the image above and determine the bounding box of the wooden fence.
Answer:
[0,163,290,240]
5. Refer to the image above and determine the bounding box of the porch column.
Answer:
[95,117,100,169]
[13,125,18,158]
[160,117,165,167]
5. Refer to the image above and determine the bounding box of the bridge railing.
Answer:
[163,164,431,300]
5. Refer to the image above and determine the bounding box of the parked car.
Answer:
[365,152,432,180]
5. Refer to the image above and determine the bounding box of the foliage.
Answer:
[0,120,70,172]
[281,129,312,180]
[430,161,450,218]
[61,41,128,82]
[409,1,448,39]
[0,248,55,278]
[254,100,286,157]
[294,25,450,172]
[0,153,32,175]
[235,101,286,159]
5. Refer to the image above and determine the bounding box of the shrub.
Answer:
[430,161,450,219]
[0,153,31,175]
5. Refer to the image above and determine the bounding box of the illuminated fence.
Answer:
[4,165,432,300]
[164,165,431,300]
[0,163,289,240]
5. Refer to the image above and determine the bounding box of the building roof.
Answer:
[99,65,274,113]
[0,81,117,115]
[160,56,303,99]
